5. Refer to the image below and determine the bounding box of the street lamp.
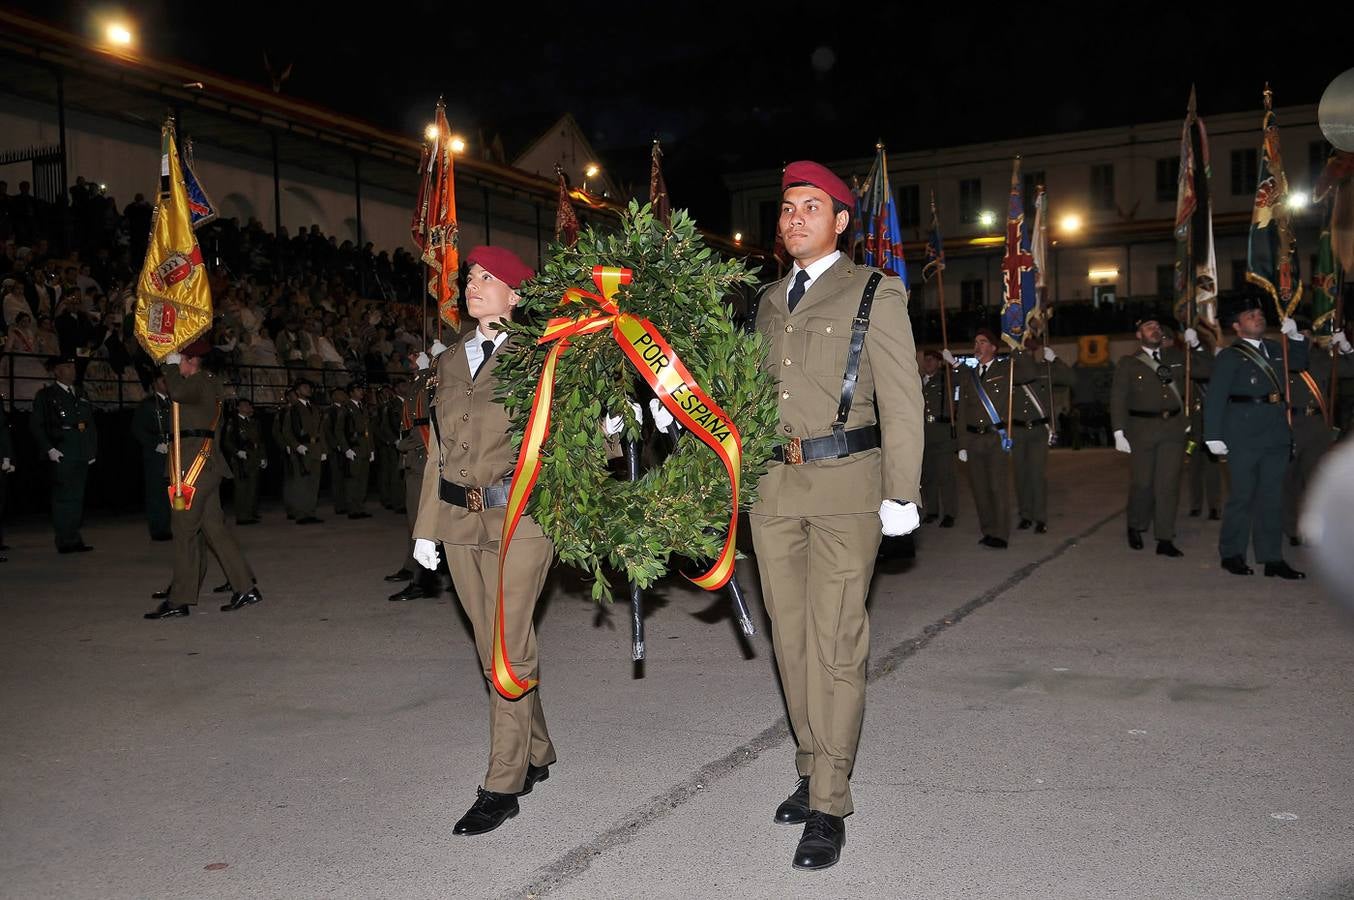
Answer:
[584,163,601,179]
[449,136,466,154]
[1059,213,1083,235]
[977,210,997,228]
[105,22,134,48]
[733,232,743,244]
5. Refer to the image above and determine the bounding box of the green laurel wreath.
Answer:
[494,203,781,602]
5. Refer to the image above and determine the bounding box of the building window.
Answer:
[1231,149,1258,196]
[1231,258,1248,290]
[897,184,920,228]
[960,278,984,311]
[1022,170,1046,214]
[959,178,982,224]
[1156,157,1179,203]
[1156,264,1175,299]
[1090,164,1115,211]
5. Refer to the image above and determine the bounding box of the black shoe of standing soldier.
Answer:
[1188,508,1201,518]
[1208,509,1220,521]
[793,811,846,870]
[144,600,190,619]
[388,583,429,602]
[922,513,938,524]
[221,586,263,612]
[775,776,810,825]
[385,568,413,583]
[1017,519,1032,530]
[296,516,323,525]
[58,543,94,554]
[939,515,955,528]
[981,535,1009,549]
[1221,556,1253,576]
[518,763,551,796]
[1263,561,1306,580]
[151,586,170,600]
[1034,522,1047,534]
[453,788,519,836]
[1156,540,1184,558]
[212,581,232,594]
[347,511,372,520]
[1127,528,1143,550]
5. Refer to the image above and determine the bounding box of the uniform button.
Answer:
[464,388,472,396]
[785,324,794,333]
[781,390,791,400]
[460,441,469,450]
[783,357,792,366]
[825,325,833,334]
[783,424,792,434]
[461,413,470,422]
[459,468,469,478]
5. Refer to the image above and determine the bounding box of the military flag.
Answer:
[649,140,670,225]
[412,99,461,329]
[922,192,945,282]
[1000,158,1039,349]
[555,167,579,247]
[857,144,908,282]
[179,138,217,230]
[1246,87,1303,319]
[1173,87,1219,330]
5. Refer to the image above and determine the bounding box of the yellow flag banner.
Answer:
[489,265,743,699]
[134,121,213,361]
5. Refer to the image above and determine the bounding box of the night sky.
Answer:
[16,1,1351,230]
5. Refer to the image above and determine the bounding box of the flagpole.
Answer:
[170,400,183,508]
[932,192,956,436]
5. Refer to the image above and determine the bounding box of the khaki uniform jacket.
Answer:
[395,375,432,472]
[162,363,230,480]
[1110,346,1212,435]
[1013,358,1075,424]
[955,354,1038,449]
[281,398,325,464]
[336,399,375,459]
[751,256,923,516]
[221,414,265,475]
[413,335,545,546]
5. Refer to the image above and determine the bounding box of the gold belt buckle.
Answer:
[925,414,936,423]
[465,486,485,512]
[1267,392,1281,403]
[784,437,804,465]
[1161,410,1171,419]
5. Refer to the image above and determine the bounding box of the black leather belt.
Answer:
[1128,409,1181,419]
[1011,417,1050,428]
[439,478,511,511]
[966,422,1006,435]
[179,429,214,438]
[772,425,880,464]
[925,414,952,424]
[1230,394,1282,404]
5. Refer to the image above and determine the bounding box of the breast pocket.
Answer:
[802,316,848,377]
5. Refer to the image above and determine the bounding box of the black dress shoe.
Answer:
[385,568,414,583]
[1127,528,1143,550]
[774,777,810,825]
[58,543,94,554]
[388,583,429,602]
[1156,540,1184,557]
[151,533,173,542]
[1208,509,1220,521]
[518,763,551,796]
[1034,521,1047,534]
[1188,508,1201,518]
[922,513,938,524]
[980,536,1009,549]
[212,581,232,594]
[939,515,955,528]
[220,586,263,612]
[144,600,189,619]
[150,586,170,600]
[296,516,323,525]
[1221,556,1254,576]
[453,787,519,835]
[793,811,846,871]
[1263,561,1306,580]
[347,511,372,520]
[1017,518,1032,530]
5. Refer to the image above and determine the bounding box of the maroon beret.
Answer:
[182,338,213,358]
[466,246,534,290]
[782,160,854,208]
[974,327,999,346]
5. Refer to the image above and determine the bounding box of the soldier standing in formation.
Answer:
[1010,335,1073,534]
[1186,330,1224,520]
[282,377,325,525]
[1204,291,1307,579]
[222,396,265,525]
[919,350,958,528]
[946,329,1037,549]
[29,354,97,553]
[324,386,350,516]
[131,372,173,541]
[1110,316,1211,557]
[337,382,374,519]
[374,382,405,513]
[387,347,446,602]
[1282,322,1353,545]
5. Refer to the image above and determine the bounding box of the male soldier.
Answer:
[144,339,262,618]
[1204,290,1308,578]
[1110,316,1211,556]
[273,385,298,519]
[374,382,405,512]
[919,350,957,527]
[29,354,97,552]
[387,345,446,601]
[748,161,922,870]
[222,396,266,525]
[322,386,349,516]
[131,373,173,540]
[282,377,325,524]
[1010,335,1074,534]
[337,382,375,519]
[945,328,1037,549]
[411,247,556,836]
[1282,323,1353,545]
[1186,330,1224,520]
[0,396,13,563]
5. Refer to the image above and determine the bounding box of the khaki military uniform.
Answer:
[956,353,1037,542]
[919,370,958,520]
[1186,365,1224,516]
[397,375,433,576]
[1110,345,1211,541]
[131,391,173,539]
[375,392,404,510]
[222,411,265,522]
[281,398,325,518]
[29,381,98,550]
[337,399,375,514]
[162,363,254,602]
[750,255,923,817]
[1010,357,1075,526]
[413,334,555,795]
[323,402,348,514]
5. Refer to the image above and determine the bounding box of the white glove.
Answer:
[941,348,956,366]
[1184,328,1199,349]
[260,459,268,469]
[603,401,643,437]
[1114,430,1131,453]
[345,449,357,461]
[879,499,920,537]
[154,442,168,454]
[164,352,182,365]
[48,447,63,462]
[1,457,13,473]
[1206,440,1228,456]
[321,453,328,462]
[649,398,676,430]
[295,444,308,456]
[429,340,449,357]
[1333,331,1352,354]
[1280,317,1303,341]
[413,538,440,571]
[1042,346,1056,363]
[415,351,430,370]
[88,458,96,465]
[236,450,248,459]
[369,451,375,462]
[957,449,968,462]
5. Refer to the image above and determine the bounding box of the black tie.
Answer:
[787,270,810,312]
[474,340,495,378]
[1152,350,1161,364]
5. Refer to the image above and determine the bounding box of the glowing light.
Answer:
[105,22,133,47]
[977,210,997,228]
[1286,190,1309,210]
[449,136,466,154]
[1059,213,1083,234]
[424,124,439,141]
[584,163,601,179]
[1089,267,1119,281]
[733,232,743,243]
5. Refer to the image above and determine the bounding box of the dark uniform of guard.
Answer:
[1110,316,1212,556]
[919,350,958,527]
[1010,337,1075,533]
[131,377,173,540]
[273,386,297,519]
[388,368,441,601]
[375,384,405,511]
[954,329,1037,548]
[144,339,261,618]
[29,355,97,552]
[1282,330,1353,543]
[337,384,374,519]
[222,398,265,525]
[282,379,325,524]
[1203,290,1308,578]
[1186,338,1224,520]
[323,387,349,515]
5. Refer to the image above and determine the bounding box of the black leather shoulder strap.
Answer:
[744,282,774,334]
[830,271,884,454]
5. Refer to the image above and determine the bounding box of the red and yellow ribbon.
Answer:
[490,265,744,699]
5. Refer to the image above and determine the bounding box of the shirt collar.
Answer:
[790,251,842,291]
[471,327,509,348]
[1243,338,1263,349]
